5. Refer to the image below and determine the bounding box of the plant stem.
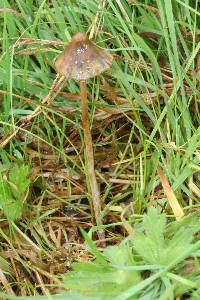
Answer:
[80,80,104,239]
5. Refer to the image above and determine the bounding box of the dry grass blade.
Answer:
[89,0,106,39]
[0,74,66,148]
[188,179,200,198]
[157,166,184,219]
[0,8,20,15]
[120,204,134,237]
[34,270,50,295]
[0,270,16,296]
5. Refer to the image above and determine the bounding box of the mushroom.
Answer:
[55,32,113,238]
[55,32,113,81]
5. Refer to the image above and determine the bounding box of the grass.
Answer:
[0,0,200,298]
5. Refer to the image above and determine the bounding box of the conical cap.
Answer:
[54,32,113,80]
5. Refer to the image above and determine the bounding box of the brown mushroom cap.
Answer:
[54,32,113,80]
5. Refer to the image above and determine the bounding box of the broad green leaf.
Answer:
[0,164,30,221]
[9,164,30,198]
[134,208,199,265]
[63,243,141,298]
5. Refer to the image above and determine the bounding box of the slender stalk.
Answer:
[80,80,104,239]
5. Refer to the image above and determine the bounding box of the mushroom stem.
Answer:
[80,80,103,238]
